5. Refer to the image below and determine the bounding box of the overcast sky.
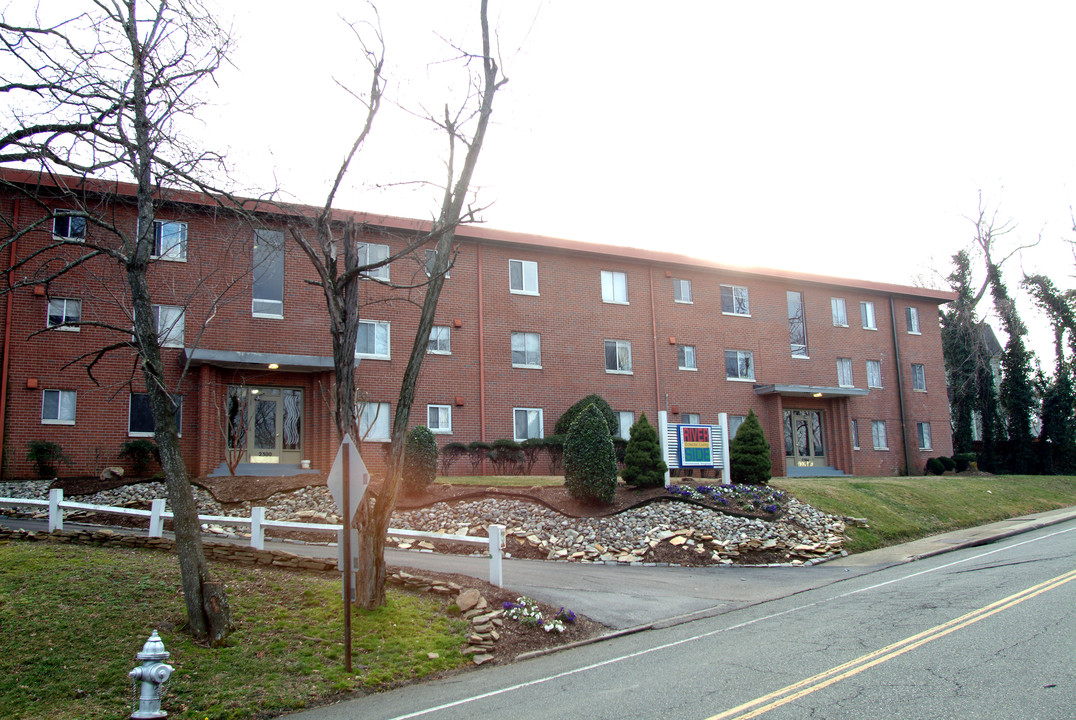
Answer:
[207,2,1076,362]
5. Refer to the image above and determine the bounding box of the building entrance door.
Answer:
[784,410,826,468]
[227,386,303,464]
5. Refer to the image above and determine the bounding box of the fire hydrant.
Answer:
[128,630,174,719]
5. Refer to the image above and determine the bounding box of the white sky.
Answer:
[174,2,1076,364]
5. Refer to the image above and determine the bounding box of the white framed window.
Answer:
[917,422,932,450]
[677,344,697,370]
[359,401,391,442]
[683,413,701,424]
[153,220,187,261]
[867,360,882,388]
[357,242,390,281]
[153,305,185,348]
[427,326,451,354]
[47,298,81,331]
[787,291,808,357]
[851,419,860,450]
[673,279,692,303]
[427,404,452,434]
[252,229,284,318]
[604,339,632,373]
[511,331,541,368]
[837,358,854,387]
[725,350,755,381]
[912,363,926,391]
[906,307,921,334]
[509,259,538,295]
[424,249,449,279]
[729,415,746,439]
[601,270,628,304]
[52,212,86,241]
[617,411,634,439]
[860,301,877,330]
[129,393,182,437]
[872,420,888,450]
[513,407,543,442]
[832,297,848,327]
[41,389,76,424]
[721,285,750,316]
[356,319,390,360]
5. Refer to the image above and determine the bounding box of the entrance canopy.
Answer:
[753,384,869,399]
[183,347,334,373]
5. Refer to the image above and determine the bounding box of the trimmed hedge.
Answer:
[563,404,618,504]
[401,426,438,493]
[555,394,618,437]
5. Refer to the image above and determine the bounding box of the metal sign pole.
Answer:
[342,437,352,674]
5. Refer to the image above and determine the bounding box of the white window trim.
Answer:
[357,242,391,282]
[906,307,922,335]
[427,404,452,434]
[153,305,185,349]
[513,407,544,442]
[683,413,701,425]
[46,297,81,332]
[128,393,183,438]
[427,326,451,355]
[52,211,86,242]
[600,270,629,305]
[720,285,751,317]
[917,422,933,451]
[252,229,285,319]
[832,297,849,327]
[511,331,542,369]
[912,363,927,392]
[617,411,634,439]
[872,420,888,450]
[725,350,756,381]
[604,339,633,374]
[41,389,76,425]
[359,401,391,442]
[673,279,693,304]
[508,259,539,296]
[677,345,697,371]
[424,249,449,279]
[356,319,391,360]
[861,301,878,331]
[151,220,188,262]
[837,358,854,388]
[867,360,883,389]
[851,419,860,450]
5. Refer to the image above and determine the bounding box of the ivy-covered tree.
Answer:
[1024,273,1076,472]
[942,251,984,453]
[986,261,1036,473]
[554,394,618,437]
[401,426,438,494]
[729,410,771,485]
[620,413,667,488]
[563,404,618,504]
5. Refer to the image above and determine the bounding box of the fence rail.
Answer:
[0,489,505,586]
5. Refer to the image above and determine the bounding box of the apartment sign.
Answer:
[678,424,714,467]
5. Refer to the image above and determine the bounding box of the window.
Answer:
[673,279,692,303]
[617,411,634,439]
[871,420,888,450]
[601,270,628,304]
[424,249,449,279]
[683,413,701,424]
[677,344,697,370]
[513,407,543,441]
[359,401,391,442]
[356,320,391,359]
[47,298,81,331]
[917,422,933,450]
[357,242,390,281]
[428,404,452,434]
[867,360,882,388]
[721,285,750,316]
[906,307,921,334]
[860,301,877,330]
[912,363,926,391]
[604,339,632,373]
[52,212,86,241]
[729,415,746,439]
[252,229,284,317]
[511,331,541,368]
[509,259,538,295]
[787,291,808,357]
[725,350,755,381]
[832,297,848,327]
[837,358,854,387]
[851,419,860,450]
[153,305,185,348]
[41,389,76,424]
[129,393,182,437]
[427,326,451,354]
[153,220,187,261]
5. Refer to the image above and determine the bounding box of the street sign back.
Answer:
[326,434,369,520]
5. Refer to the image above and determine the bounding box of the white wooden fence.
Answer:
[0,489,505,586]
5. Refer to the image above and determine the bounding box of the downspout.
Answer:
[477,243,486,443]
[0,197,19,476]
[890,296,911,474]
[649,267,661,415]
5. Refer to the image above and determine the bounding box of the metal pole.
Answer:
[342,437,352,674]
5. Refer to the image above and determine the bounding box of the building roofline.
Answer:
[1,166,956,304]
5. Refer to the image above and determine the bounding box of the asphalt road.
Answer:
[288,518,1076,719]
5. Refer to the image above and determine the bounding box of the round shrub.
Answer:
[938,455,956,472]
[555,394,618,437]
[621,413,668,488]
[401,425,438,493]
[729,410,771,485]
[953,452,976,472]
[563,403,618,504]
[925,457,945,475]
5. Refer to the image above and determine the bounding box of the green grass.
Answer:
[772,475,1076,553]
[0,544,469,720]
[438,475,564,487]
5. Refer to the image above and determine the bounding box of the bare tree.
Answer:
[0,0,236,644]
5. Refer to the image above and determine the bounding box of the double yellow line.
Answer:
[707,568,1076,720]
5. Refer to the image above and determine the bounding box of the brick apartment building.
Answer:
[0,169,954,481]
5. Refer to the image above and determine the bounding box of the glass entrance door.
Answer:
[784,410,826,468]
[228,386,303,465]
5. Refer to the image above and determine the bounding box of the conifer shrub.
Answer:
[25,440,68,479]
[938,455,956,472]
[925,457,946,476]
[401,426,438,493]
[555,394,618,437]
[563,404,618,504]
[729,410,771,485]
[621,413,668,488]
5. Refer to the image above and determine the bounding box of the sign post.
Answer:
[326,434,369,674]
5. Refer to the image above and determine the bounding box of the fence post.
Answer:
[149,499,165,537]
[488,524,505,587]
[48,488,63,533]
[250,506,265,550]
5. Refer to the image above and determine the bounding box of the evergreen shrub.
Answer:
[563,404,618,504]
[729,410,771,485]
[621,413,668,488]
[555,394,618,437]
[402,426,438,493]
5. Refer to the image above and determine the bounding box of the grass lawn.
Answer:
[0,543,469,720]
[772,474,1076,553]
